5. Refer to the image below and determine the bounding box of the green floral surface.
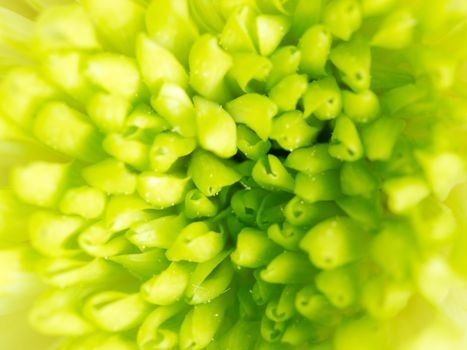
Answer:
[0,0,466,349]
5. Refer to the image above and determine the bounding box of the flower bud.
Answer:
[340,160,378,197]
[34,4,99,53]
[298,25,332,78]
[281,317,331,346]
[231,188,266,224]
[410,196,457,246]
[300,217,367,269]
[269,74,308,112]
[330,35,371,92]
[265,285,298,322]
[142,262,194,305]
[361,116,404,161]
[110,249,169,280]
[260,251,315,284]
[38,257,121,288]
[103,134,149,170]
[145,0,198,65]
[260,314,286,343]
[251,270,280,305]
[180,294,230,349]
[189,150,241,196]
[302,77,342,120]
[266,46,301,89]
[285,144,341,175]
[29,287,95,336]
[125,103,170,139]
[336,195,381,228]
[184,189,219,219]
[42,51,90,101]
[190,34,232,103]
[59,186,106,219]
[30,211,84,257]
[85,53,143,98]
[267,222,306,251]
[315,265,359,308]
[236,125,271,160]
[228,53,272,93]
[256,191,291,229]
[323,0,362,41]
[295,285,340,324]
[35,101,105,161]
[220,5,257,53]
[185,256,234,304]
[371,10,416,49]
[361,277,412,319]
[137,172,191,209]
[82,0,144,54]
[86,92,131,133]
[79,222,133,257]
[149,132,196,173]
[136,33,188,92]
[0,67,57,127]
[271,111,321,151]
[256,14,290,56]
[328,115,363,161]
[284,196,343,227]
[294,169,341,203]
[82,159,137,195]
[83,291,150,332]
[104,195,153,232]
[126,215,187,249]
[150,83,196,137]
[226,93,278,140]
[137,303,187,350]
[11,161,74,207]
[166,221,225,263]
[231,228,281,268]
[342,89,380,123]
[382,176,430,213]
[252,155,295,192]
[194,96,237,158]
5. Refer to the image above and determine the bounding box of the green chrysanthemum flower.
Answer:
[0,0,467,349]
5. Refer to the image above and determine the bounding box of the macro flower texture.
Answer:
[0,0,467,349]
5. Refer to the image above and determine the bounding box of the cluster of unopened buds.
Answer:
[0,0,466,349]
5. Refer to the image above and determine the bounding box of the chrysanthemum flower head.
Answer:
[0,0,466,350]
